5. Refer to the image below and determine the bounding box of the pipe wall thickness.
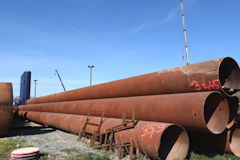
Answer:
[18,111,189,160]
[19,92,229,134]
[26,57,240,104]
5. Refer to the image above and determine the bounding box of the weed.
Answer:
[61,147,110,160]
[61,148,79,154]
[68,153,110,160]
[0,138,28,160]
[189,152,240,160]
[39,153,49,160]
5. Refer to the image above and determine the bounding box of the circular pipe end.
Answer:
[229,128,240,157]
[204,92,229,134]
[158,125,189,160]
[219,57,240,96]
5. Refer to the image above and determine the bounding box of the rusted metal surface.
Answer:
[188,126,240,157]
[26,57,240,105]
[19,91,229,134]
[18,111,189,160]
[89,112,136,150]
[0,83,13,136]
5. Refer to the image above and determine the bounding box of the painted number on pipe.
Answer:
[191,80,220,91]
[141,124,165,139]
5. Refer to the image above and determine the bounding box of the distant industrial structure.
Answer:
[19,71,31,105]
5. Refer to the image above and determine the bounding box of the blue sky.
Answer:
[0,0,240,97]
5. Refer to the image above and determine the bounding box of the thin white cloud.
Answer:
[132,23,146,34]
[159,0,198,25]
[160,10,177,24]
[28,50,46,56]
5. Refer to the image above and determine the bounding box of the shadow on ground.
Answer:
[7,117,56,137]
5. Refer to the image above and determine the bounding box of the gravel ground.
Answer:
[12,129,105,156]
[6,118,147,160]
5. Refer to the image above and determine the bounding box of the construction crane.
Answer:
[180,0,190,65]
[55,69,66,92]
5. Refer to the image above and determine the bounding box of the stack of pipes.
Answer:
[18,57,240,159]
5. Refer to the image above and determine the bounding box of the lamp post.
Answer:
[34,80,38,97]
[88,65,94,86]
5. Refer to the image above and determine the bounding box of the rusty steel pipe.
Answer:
[0,83,13,136]
[18,111,189,160]
[188,126,240,157]
[19,91,229,134]
[26,57,240,105]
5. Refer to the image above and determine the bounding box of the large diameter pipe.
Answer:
[0,83,13,136]
[225,128,240,157]
[26,57,240,105]
[19,92,229,134]
[18,111,189,160]
[188,127,240,157]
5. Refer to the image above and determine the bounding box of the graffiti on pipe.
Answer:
[191,80,220,91]
[141,124,165,139]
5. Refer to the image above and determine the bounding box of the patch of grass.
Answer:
[61,148,79,154]
[68,153,110,160]
[136,154,147,160]
[189,152,240,160]
[0,138,28,160]
[103,150,114,157]
[61,147,110,160]
[39,153,49,160]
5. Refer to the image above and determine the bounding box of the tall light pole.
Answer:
[180,0,190,65]
[88,65,94,86]
[34,80,38,98]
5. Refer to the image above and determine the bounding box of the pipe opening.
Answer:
[204,92,229,134]
[158,125,189,160]
[219,57,240,95]
[23,112,28,120]
[230,128,240,157]
[226,96,239,129]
